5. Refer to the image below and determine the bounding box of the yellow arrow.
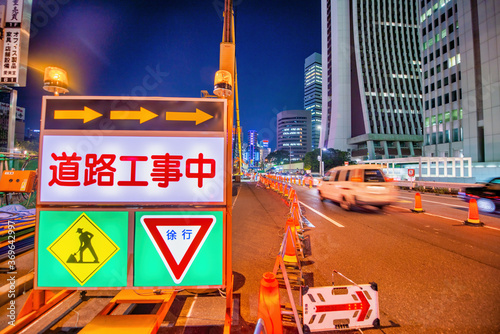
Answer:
[54,107,102,123]
[110,107,158,124]
[165,108,213,125]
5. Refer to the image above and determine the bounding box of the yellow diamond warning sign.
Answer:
[47,213,120,285]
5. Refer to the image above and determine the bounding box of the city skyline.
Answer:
[12,0,321,150]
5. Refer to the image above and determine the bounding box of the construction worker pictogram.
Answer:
[47,213,120,285]
[66,228,99,263]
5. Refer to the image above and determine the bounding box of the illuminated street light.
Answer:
[213,70,232,98]
[43,66,69,96]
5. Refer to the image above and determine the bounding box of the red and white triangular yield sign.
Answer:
[141,215,216,284]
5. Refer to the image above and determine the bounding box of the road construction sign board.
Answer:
[303,284,379,331]
[42,96,225,132]
[134,211,224,287]
[39,135,225,204]
[36,95,229,291]
[37,211,128,288]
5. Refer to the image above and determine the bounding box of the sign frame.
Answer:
[36,96,231,291]
[35,207,228,290]
[37,96,227,206]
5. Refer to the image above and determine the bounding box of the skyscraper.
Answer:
[277,110,312,162]
[247,130,259,168]
[421,0,500,163]
[304,53,323,149]
[320,0,423,160]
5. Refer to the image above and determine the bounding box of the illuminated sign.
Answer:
[37,211,128,288]
[36,96,228,290]
[0,0,31,86]
[39,135,225,204]
[134,211,223,287]
[42,96,226,132]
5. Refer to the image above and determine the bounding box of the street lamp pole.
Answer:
[320,148,323,176]
[289,145,292,171]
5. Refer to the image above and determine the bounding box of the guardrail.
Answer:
[394,180,483,193]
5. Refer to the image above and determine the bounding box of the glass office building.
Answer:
[304,53,323,150]
[277,110,312,162]
[320,0,423,160]
[421,0,500,163]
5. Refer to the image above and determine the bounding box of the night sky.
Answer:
[17,0,321,149]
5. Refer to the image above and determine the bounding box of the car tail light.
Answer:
[351,177,362,182]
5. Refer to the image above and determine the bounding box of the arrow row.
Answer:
[165,108,213,125]
[54,107,103,123]
[315,291,370,322]
[110,107,158,124]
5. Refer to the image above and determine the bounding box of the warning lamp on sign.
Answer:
[213,70,232,98]
[43,66,69,96]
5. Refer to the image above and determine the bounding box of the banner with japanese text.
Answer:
[39,135,225,204]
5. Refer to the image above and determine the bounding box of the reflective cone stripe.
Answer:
[258,272,283,334]
[464,198,483,226]
[283,224,298,264]
[290,203,302,228]
[411,192,425,212]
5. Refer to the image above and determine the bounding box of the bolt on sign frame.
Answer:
[35,96,231,292]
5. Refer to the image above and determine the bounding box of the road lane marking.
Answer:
[422,212,462,222]
[299,201,344,228]
[391,205,500,231]
[398,195,468,209]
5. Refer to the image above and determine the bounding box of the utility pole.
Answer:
[219,1,235,332]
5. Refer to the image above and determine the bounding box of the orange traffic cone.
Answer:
[258,272,283,334]
[464,199,483,226]
[283,222,299,264]
[290,202,303,229]
[411,192,425,212]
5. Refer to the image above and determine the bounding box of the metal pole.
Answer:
[7,89,18,153]
[320,149,323,176]
[289,146,291,171]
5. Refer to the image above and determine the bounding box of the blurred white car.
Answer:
[318,165,397,210]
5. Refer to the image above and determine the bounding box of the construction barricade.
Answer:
[257,175,380,333]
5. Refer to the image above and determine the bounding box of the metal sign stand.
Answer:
[79,290,178,333]
[272,227,304,334]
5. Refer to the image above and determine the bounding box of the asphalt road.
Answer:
[292,185,500,333]
[1,181,499,333]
